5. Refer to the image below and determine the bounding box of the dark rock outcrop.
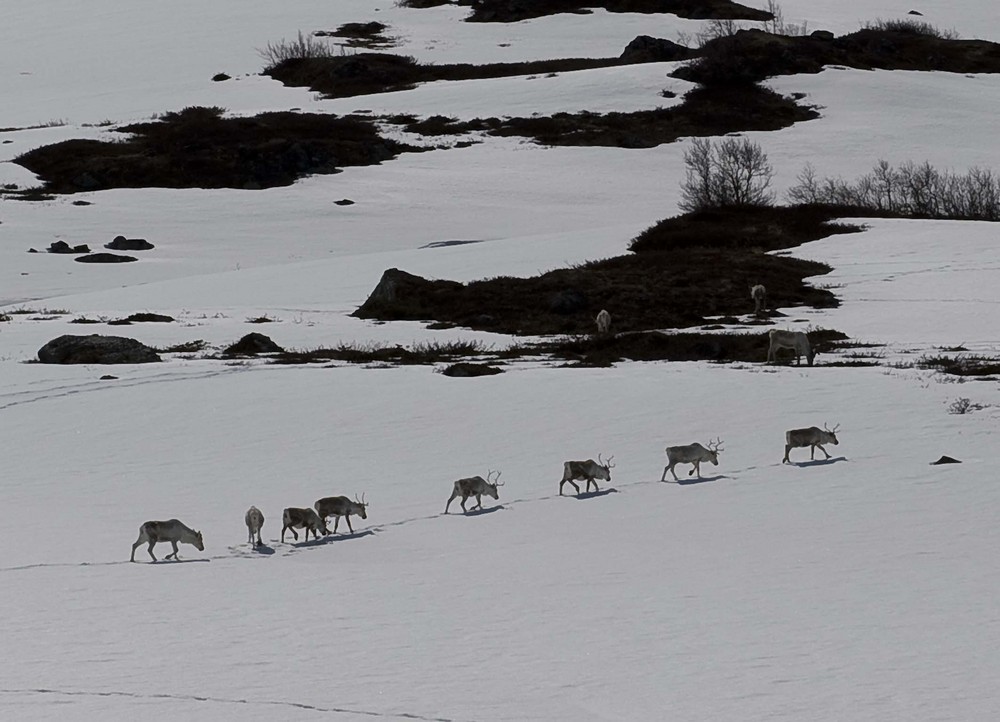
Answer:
[353,268,463,320]
[48,240,90,254]
[620,35,693,63]
[37,335,161,364]
[75,253,138,263]
[441,362,504,377]
[223,333,285,357]
[930,455,962,465]
[106,235,155,251]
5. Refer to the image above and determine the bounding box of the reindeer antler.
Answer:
[356,492,367,507]
[708,437,724,453]
[488,469,504,486]
[599,453,615,469]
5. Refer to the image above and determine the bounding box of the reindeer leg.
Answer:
[589,478,599,492]
[783,445,792,464]
[461,496,468,513]
[146,541,157,561]
[810,445,816,460]
[166,540,179,560]
[346,516,355,533]
[818,444,830,459]
[445,492,458,514]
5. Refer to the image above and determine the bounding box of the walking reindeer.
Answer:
[560,454,614,495]
[130,519,204,562]
[445,470,504,513]
[661,438,724,482]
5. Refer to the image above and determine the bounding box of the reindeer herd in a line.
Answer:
[129,423,842,563]
[129,284,833,562]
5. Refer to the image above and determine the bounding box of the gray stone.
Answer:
[38,335,161,364]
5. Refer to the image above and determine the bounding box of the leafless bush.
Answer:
[788,160,1000,220]
[760,1,809,36]
[680,137,775,212]
[948,397,979,415]
[257,30,337,68]
[865,18,958,40]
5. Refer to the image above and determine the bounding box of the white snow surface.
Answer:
[2,1,1000,720]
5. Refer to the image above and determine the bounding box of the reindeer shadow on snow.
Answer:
[675,474,728,486]
[572,488,618,500]
[787,456,847,468]
[459,505,505,517]
[287,529,375,548]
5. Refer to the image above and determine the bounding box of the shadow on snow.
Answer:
[571,488,618,500]
[788,456,847,468]
[675,474,729,486]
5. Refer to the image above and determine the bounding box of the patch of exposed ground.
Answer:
[14,106,420,193]
[676,27,1000,86]
[399,0,771,23]
[352,205,863,336]
[315,22,398,50]
[264,44,691,101]
[391,84,815,147]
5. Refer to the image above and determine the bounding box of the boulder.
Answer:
[47,240,90,254]
[620,35,693,63]
[548,289,588,315]
[75,253,138,263]
[223,332,284,357]
[930,455,962,465]
[353,267,462,319]
[106,235,155,251]
[38,335,161,364]
[441,362,504,378]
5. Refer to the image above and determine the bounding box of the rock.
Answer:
[810,29,835,41]
[930,455,962,465]
[908,10,924,16]
[38,335,161,364]
[353,267,462,319]
[75,253,138,263]
[108,313,175,325]
[47,240,90,254]
[212,72,231,81]
[334,198,355,205]
[620,35,693,63]
[223,332,284,357]
[441,362,503,377]
[105,235,155,251]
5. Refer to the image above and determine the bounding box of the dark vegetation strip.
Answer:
[14,106,421,193]
[264,44,691,101]
[399,0,772,23]
[677,27,1000,86]
[352,205,863,337]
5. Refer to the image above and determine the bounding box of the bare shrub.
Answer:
[680,137,775,212]
[787,160,1000,220]
[257,30,337,69]
[865,18,958,40]
[760,1,809,37]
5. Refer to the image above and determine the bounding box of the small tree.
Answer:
[679,137,775,212]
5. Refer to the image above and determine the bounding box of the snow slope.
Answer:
[2,1,1000,720]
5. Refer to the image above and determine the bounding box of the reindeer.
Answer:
[281,507,328,542]
[661,438,723,482]
[314,494,368,534]
[595,309,612,335]
[130,519,204,562]
[245,506,264,547]
[560,454,614,495]
[783,424,840,464]
[768,329,814,366]
[750,284,767,315]
[445,470,504,513]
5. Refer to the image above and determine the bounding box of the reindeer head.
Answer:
[194,531,205,551]
[354,493,368,520]
[823,423,840,445]
[707,437,724,465]
[598,454,615,481]
[485,469,503,499]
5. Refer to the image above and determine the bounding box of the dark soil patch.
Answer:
[918,354,1000,376]
[265,51,677,101]
[390,84,815,148]
[407,0,771,23]
[440,362,505,376]
[14,106,419,193]
[532,328,848,367]
[316,22,396,49]
[677,28,1000,87]
[354,205,857,336]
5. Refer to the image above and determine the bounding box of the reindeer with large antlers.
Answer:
[560,454,614,495]
[661,438,724,482]
[314,494,368,534]
[783,423,840,464]
[445,470,504,513]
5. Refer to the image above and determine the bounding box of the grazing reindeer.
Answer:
[750,284,767,315]
[245,506,264,547]
[595,308,612,335]
[130,519,204,562]
[445,470,504,513]
[314,494,368,534]
[281,507,328,543]
[661,438,724,482]
[560,454,614,495]
[783,424,840,464]
[768,329,814,366]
